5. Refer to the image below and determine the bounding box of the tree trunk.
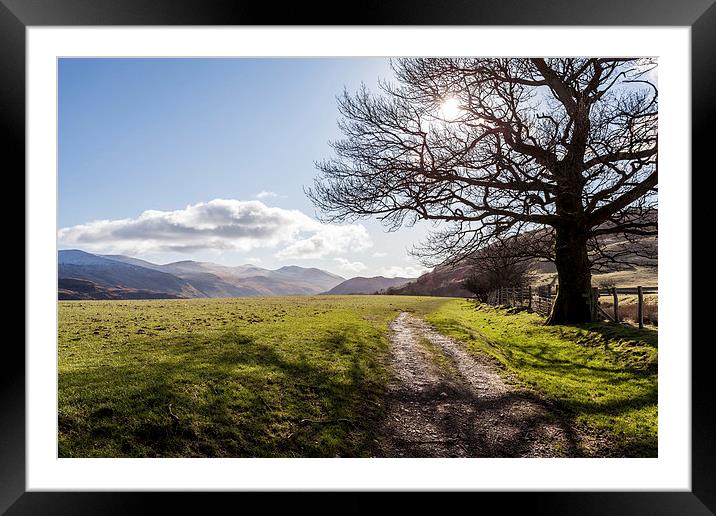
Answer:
[545,226,594,325]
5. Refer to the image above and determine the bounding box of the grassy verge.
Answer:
[58,295,450,458]
[425,300,657,457]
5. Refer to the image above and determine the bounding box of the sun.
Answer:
[439,97,462,121]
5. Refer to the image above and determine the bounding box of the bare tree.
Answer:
[308,58,657,324]
[463,239,534,302]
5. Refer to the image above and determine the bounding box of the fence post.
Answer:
[612,287,619,322]
[528,286,532,309]
[637,286,644,329]
[591,287,599,321]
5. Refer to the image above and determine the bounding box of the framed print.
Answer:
[4,0,713,512]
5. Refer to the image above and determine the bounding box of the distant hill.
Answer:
[387,263,473,298]
[271,265,346,293]
[100,254,168,271]
[390,260,657,299]
[389,233,657,298]
[58,278,184,300]
[149,260,344,297]
[59,250,203,298]
[325,276,414,294]
[58,250,346,300]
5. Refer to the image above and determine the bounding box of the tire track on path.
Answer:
[373,312,580,457]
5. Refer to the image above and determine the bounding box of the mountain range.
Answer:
[58,250,347,300]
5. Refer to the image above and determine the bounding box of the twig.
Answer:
[258,394,273,411]
[400,439,458,444]
[299,418,356,428]
[167,403,180,424]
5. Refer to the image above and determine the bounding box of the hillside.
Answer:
[387,263,474,297]
[326,276,415,295]
[58,250,346,300]
[59,250,203,298]
[58,278,184,300]
[390,234,657,298]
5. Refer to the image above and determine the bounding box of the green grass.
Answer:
[59,295,657,458]
[424,300,658,457]
[416,335,460,378]
[58,295,450,458]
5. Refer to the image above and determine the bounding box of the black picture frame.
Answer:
[4,0,712,512]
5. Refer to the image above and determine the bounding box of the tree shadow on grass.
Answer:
[58,327,387,458]
[425,314,658,457]
[491,339,657,456]
[516,346,657,378]
[578,322,658,349]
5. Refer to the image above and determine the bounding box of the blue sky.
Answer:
[58,58,431,278]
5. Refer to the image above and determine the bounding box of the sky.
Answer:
[58,58,432,278]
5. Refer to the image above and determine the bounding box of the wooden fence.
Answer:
[597,286,658,328]
[485,285,658,328]
[486,285,555,316]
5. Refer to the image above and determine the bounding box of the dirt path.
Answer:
[373,312,581,457]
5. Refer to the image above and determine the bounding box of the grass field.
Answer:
[425,301,658,456]
[59,295,657,457]
[58,295,449,457]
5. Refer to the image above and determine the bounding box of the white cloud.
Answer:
[379,265,430,278]
[334,257,367,274]
[275,224,372,260]
[256,191,280,199]
[58,199,372,259]
[372,251,387,257]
